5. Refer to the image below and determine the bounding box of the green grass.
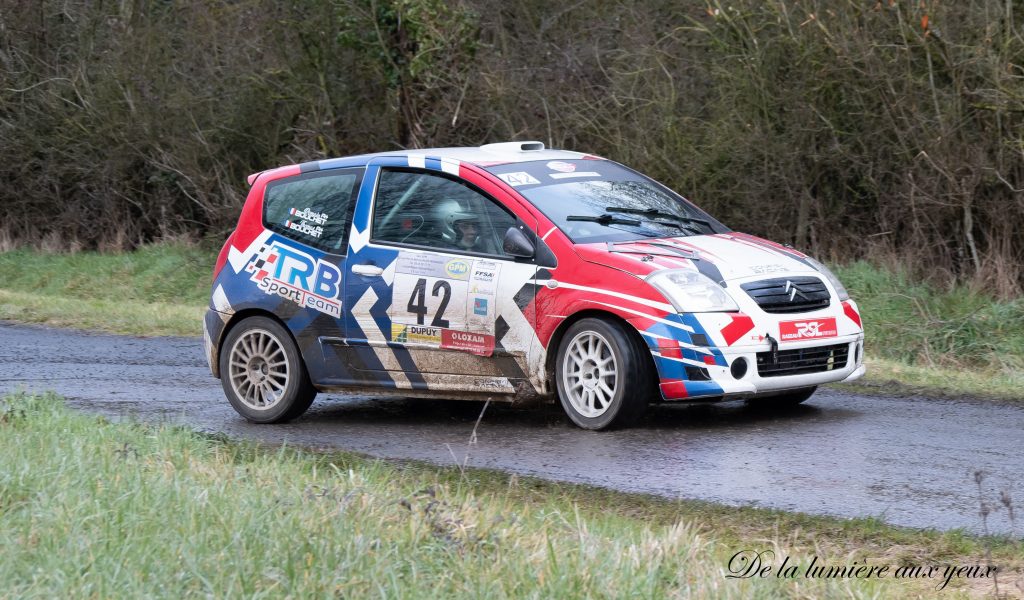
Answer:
[0,244,212,336]
[0,392,1016,598]
[0,244,214,305]
[836,262,1024,372]
[0,246,1020,400]
[835,262,1024,400]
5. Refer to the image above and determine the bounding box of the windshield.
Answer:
[485,159,729,243]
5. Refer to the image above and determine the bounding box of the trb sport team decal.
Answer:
[246,242,343,317]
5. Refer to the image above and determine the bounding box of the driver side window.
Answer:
[372,169,516,256]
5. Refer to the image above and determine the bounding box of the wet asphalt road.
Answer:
[1,320,1022,536]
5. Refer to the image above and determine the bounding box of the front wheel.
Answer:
[555,318,651,430]
[219,316,316,423]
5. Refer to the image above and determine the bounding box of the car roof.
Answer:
[249,142,601,185]
[385,142,592,165]
[316,141,595,169]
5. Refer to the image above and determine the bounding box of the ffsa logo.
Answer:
[247,242,342,317]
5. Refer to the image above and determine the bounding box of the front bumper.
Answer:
[658,333,865,400]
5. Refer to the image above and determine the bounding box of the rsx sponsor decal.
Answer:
[246,242,342,317]
[779,317,837,341]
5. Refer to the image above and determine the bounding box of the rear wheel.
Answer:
[555,318,650,430]
[219,316,316,423]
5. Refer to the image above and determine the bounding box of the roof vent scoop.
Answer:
[480,141,545,153]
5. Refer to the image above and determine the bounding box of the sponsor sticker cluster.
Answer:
[468,259,499,331]
[388,251,502,356]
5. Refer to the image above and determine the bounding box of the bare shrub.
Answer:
[1,0,1021,295]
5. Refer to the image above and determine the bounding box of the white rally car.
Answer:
[205,142,865,429]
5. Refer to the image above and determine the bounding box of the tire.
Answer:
[218,316,316,423]
[555,318,651,430]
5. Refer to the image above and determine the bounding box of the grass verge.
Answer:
[837,357,1024,403]
[0,245,210,337]
[1,392,1019,598]
[0,246,1020,400]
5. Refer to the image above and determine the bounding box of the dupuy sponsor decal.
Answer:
[391,324,443,345]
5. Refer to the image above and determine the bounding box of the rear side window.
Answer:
[263,169,362,253]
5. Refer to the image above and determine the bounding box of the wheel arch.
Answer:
[544,309,656,393]
[211,308,297,379]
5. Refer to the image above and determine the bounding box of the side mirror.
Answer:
[502,226,535,259]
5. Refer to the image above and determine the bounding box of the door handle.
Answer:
[351,263,384,277]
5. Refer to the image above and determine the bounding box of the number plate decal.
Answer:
[388,251,501,355]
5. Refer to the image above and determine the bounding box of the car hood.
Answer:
[573,232,819,282]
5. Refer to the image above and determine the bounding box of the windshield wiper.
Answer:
[650,220,704,235]
[566,214,641,226]
[604,206,711,228]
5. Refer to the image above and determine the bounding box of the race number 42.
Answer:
[407,278,451,328]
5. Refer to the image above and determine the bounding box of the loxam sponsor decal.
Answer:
[779,317,838,341]
[246,242,342,317]
[441,329,495,356]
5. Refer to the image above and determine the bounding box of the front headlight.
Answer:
[806,257,850,301]
[646,269,739,313]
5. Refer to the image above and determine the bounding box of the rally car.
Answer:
[205,141,865,430]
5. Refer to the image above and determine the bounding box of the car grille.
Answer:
[740,276,831,313]
[756,343,849,377]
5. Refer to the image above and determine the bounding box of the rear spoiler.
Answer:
[246,171,265,186]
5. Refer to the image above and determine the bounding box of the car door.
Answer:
[241,167,366,383]
[339,160,539,392]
